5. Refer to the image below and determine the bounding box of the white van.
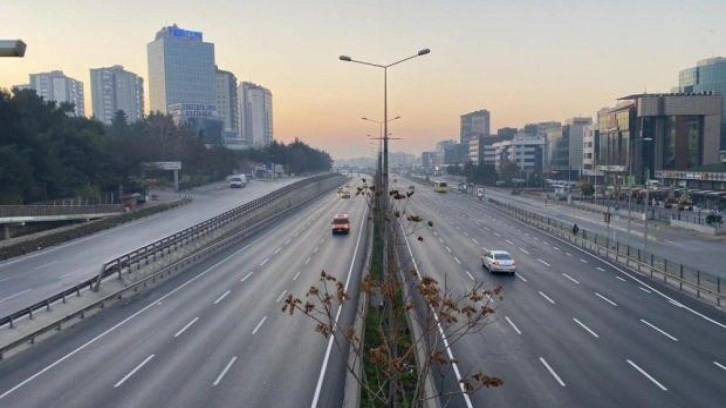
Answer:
[229,174,247,188]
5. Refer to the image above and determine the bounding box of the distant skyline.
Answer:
[2,0,725,160]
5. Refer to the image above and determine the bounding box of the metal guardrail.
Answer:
[487,198,724,308]
[0,174,343,334]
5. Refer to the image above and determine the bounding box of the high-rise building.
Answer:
[564,117,593,173]
[147,24,216,114]
[90,65,144,124]
[679,57,726,149]
[26,70,85,116]
[460,110,490,145]
[238,82,273,147]
[215,67,238,133]
[492,134,546,174]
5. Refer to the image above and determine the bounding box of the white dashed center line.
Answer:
[174,317,199,338]
[595,292,618,307]
[626,359,667,391]
[213,290,231,305]
[540,357,565,387]
[505,316,522,335]
[538,291,555,305]
[538,259,551,267]
[518,247,530,255]
[640,319,678,341]
[573,318,599,338]
[562,273,580,285]
[213,356,238,387]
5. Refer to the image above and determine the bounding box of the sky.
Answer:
[1,0,725,160]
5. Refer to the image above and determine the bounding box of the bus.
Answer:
[433,181,448,193]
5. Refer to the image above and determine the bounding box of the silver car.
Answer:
[481,250,517,275]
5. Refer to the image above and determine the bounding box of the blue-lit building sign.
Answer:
[159,25,203,42]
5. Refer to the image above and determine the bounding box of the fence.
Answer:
[488,198,724,308]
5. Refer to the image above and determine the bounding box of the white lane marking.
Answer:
[213,356,238,387]
[313,246,319,254]
[293,231,299,238]
[505,316,522,335]
[494,232,501,237]
[34,261,59,270]
[59,270,79,279]
[260,258,269,267]
[616,276,627,282]
[305,257,311,265]
[471,238,479,245]
[114,354,155,388]
[292,271,301,281]
[714,361,726,371]
[596,267,606,272]
[580,259,589,264]
[284,239,291,245]
[213,290,231,305]
[538,291,555,305]
[0,288,32,304]
[553,246,561,251]
[540,357,566,387]
[453,256,461,265]
[0,223,261,400]
[312,206,369,408]
[565,252,573,257]
[573,318,599,338]
[484,226,491,231]
[445,246,452,253]
[465,271,475,281]
[174,317,199,338]
[518,247,530,255]
[538,259,551,267]
[438,237,444,244]
[463,231,470,237]
[399,222,474,408]
[639,287,651,294]
[595,292,618,307]
[626,359,667,391]
[640,319,678,341]
[274,247,282,255]
[252,316,268,335]
[276,289,288,303]
[506,239,514,245]
[562,273,580,285]
[240,271,253,282]
[515,272,528,282]
[0,278,8,283]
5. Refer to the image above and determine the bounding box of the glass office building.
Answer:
[679,57,726,150]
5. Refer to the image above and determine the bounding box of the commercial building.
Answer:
[24,70,85,116]
[147,24,216,114]
[90,65,144,124]
[239,82,273,147]
[215,67,238,133]
[460,110,490,145]
[492,134,546,174]
[679,57,726,150]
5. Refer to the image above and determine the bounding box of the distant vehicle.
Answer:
[229,174,247,188]
[409,185,416,191]
[332,213,351,235]
[340,190,351,199]
[481,249,517,275]
[433,181,448,193]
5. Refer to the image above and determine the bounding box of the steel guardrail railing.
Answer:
[486,198,724,307]
[0,174,342,334]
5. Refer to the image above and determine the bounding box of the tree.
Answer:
[498,157,520,185]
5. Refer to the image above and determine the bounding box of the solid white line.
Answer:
[540,357,566,387]
[639,287,651,294]
[276,289,288,303]
[399,221,474,408]
[714,361,726,371]
[505,316,522,335]
[596,267,606,272]
[292,271,301,281]
[445,246,452,253]
[114,354,155,388]
[0,288,32,304]
[580,259,589,264]
[454,256,461,265]
[274,247,282,254]
[515,272,528,282]
[212,356,238,387]
[616,276,627,282]
[562,273,580,285]
[595,292,618,307]
[174,317,199,338]
[240,271,253,282]
[506,239,514,245]
[465,271,475,281]
[213,290,231,305]
[311,205,368,408]
[640,319,678,341]
[252,316,268,335]
[626,359,667,391]
[260,257,269,266]
[573,318,599,338]
[518,247,530,255]
[539,291,555,305]
[538,259,551,267]
[305,257,311,265]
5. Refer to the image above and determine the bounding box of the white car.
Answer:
[481,250,516,275]
[229,174,247,188]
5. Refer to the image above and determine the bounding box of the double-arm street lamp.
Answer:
[339,49,430,199]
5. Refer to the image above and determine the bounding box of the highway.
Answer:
[396,179,726,407]
[0,181,368,407]
[0,178,301,316]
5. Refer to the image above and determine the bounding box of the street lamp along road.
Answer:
[0,40,26,57]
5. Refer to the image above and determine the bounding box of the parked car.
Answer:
[481,249,517,275]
